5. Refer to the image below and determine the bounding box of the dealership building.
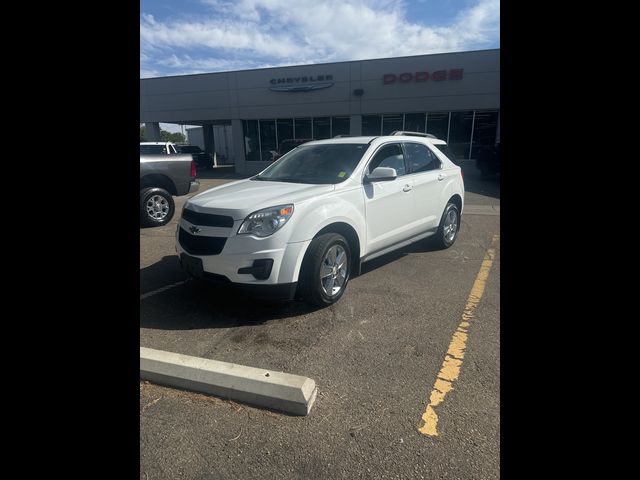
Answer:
[140,48,499,175]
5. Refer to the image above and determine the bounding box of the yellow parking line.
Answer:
[418,234,499,436]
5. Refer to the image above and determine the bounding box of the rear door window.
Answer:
[403,143,441,173]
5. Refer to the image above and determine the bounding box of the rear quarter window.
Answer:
[433,144,458,164]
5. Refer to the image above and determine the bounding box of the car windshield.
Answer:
[176,146,201,153]
[254,144,369,184]
[140,145,166,155]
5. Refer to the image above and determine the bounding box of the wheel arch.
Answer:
[140,174,178,196]
[447,194,463,230]
[313,222,362,276]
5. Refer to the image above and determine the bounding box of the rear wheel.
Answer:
[299,233,351,307]
[432,202,460,249]
[140,187,175,227]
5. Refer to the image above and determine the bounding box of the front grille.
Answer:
[182,208,234,228]
[178,228,227,255]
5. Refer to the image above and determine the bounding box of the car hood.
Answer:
[186,178,335,219]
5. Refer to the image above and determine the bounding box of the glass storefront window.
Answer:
[404,113,426,133]
[362,115,382,136]
[276,118,293,149]
[313,117,331,140]
[243,120,260,162]
[470,110,499,159]
[448,111,474,160]
[426,112,449,143]
[243,110,498,162]
[331,116,350,137]
[382,114,403,135]
[294,118,312,139]
[259,119,277,161]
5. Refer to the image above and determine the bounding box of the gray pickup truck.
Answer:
[140,153,199,227]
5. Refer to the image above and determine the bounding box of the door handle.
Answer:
[403,184,412,192]
[437,174,445,181]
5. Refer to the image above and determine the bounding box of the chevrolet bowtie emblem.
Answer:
[189,225,201,234]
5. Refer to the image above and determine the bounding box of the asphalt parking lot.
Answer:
[140,165,500,479]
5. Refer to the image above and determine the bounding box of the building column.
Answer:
[146,122,161,141]
[349,115,362,136]
[231,119,246,175]
[202,124,215,154]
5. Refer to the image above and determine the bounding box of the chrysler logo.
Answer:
[270,82,334,92]
[189,226,201,234]
[269,74,334,92]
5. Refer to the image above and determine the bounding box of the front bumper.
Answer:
[179,254,298,300]
[176,216,311,293]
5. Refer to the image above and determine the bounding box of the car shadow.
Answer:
[140,255,322,331]
[360,237,441,275]
[141,237,443,331]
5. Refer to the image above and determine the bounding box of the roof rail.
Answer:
[390,131,437,139]
[333,134,351,138]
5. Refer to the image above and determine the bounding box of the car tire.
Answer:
[140,187,175,227]
[432,202,460,249]
[299,233,351,307]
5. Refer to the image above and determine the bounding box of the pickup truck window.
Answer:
[176,146,203,154]
[253,144,368,185]
[140,145,168,155]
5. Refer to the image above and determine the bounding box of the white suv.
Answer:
[177,132,464,306]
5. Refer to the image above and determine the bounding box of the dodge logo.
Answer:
[189,225,201,234]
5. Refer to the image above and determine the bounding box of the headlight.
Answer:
[237,204,294,237]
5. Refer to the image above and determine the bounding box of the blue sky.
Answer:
[140,0,500,79]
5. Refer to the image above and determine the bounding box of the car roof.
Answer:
[140,142,173,145]
[304,135,447,146]
[305,136,376,145]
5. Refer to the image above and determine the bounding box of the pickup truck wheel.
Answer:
[140,187,175,227]
[432,202,460,249]
[299,233,351,307]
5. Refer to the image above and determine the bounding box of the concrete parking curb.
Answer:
[140,347,317,416]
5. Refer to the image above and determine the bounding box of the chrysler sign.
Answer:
[269,74,334,92]
[383,68,464,85]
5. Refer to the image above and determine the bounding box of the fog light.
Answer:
[238,259,274,280]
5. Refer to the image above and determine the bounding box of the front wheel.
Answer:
[298,233,351,307]
[432,202,460,249]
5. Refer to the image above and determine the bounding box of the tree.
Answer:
[160,130,186,143]
[139,124,185,143]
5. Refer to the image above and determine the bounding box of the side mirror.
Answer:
[364,166,397,183]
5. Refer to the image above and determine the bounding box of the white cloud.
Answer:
[141,0,499,77]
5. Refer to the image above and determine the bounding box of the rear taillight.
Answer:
[191,161,197,177]
[460,168,464,179]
